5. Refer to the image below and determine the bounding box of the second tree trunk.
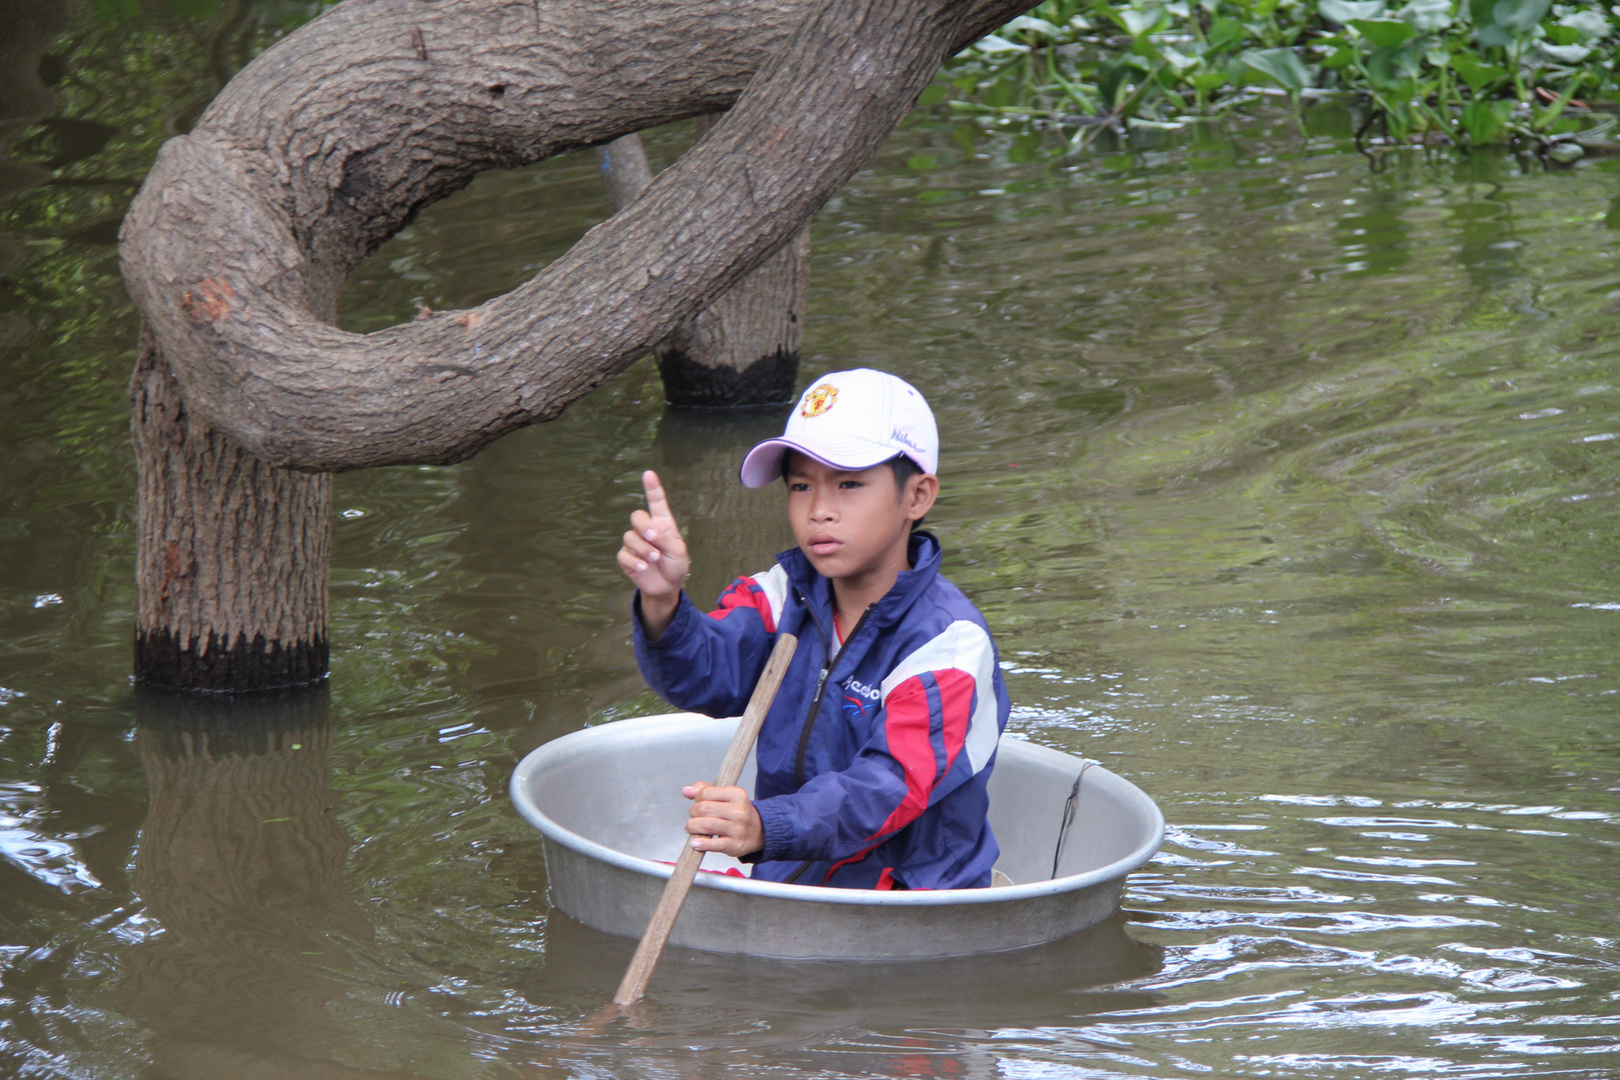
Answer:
[596,119,810,409]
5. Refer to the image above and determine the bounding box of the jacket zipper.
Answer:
[790,590,833,788]
[781,599,874,886]
[792,600,875,785]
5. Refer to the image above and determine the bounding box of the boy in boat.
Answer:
[618,369,1009,890]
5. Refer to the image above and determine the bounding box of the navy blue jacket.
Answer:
[633,532,1009,890]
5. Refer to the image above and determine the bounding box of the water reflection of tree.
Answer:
[1330,178,1412,279]
[121,688,413,1080]
[652,409,799,609]
[1449,176,1524,294]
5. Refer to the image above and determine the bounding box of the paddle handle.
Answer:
[612,632,798,1006]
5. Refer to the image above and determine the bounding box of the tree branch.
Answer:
[120,0,1034,471]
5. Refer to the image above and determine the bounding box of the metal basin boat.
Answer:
[510,712,1164,961]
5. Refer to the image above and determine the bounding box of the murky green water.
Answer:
[2,5,1618,1078]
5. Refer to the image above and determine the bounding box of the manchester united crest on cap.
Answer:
[800,384,838,418]
[738,369,938,488]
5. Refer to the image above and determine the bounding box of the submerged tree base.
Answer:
[135,628,329,695]
[131,336,331,695]
[658,347,800,410]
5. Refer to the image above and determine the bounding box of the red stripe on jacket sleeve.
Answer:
[873,674,936,837]
[707,577,776,633]
[932,668,976,776]
[869,666,978,839]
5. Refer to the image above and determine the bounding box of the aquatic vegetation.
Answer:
[945,1,1620,158]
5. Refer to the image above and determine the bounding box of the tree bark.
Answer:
[120,0,1036,690]
[133,331,330,691]
[119,0,1036,471]
[598,121,810,409]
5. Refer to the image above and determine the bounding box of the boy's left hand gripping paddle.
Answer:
[611,632,798,1007]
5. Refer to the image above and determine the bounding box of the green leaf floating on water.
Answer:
[1320,0,1386,21]
[1350,18,1420,48]
[1461,97,1515,144]
[1098,58,1135,108]
[1003,14,1062,39]
[1206,15,1247,53]
[1316,35,1357,69]
[976,33,1029,54]
[1469,0,1551,48]
[1366,42,1424,91]
[1239,47,1310,95]
[1160,45,1201,73]
[1117,5,1168,37]
[1399,0,1453,33]
[1558,9,1611,39]
[1543,23,1582,46]
[1450,52,1509,93]
[1538,42,1592,64]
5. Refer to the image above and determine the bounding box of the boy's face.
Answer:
[783,454,937,584]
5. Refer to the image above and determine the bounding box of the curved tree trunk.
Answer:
[597,122,810,408]
[121,0,1036,690]
[120,0,1033,471]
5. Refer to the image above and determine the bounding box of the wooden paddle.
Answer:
[611,631,798,1006]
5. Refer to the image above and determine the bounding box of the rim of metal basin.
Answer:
[510,713,1165,909]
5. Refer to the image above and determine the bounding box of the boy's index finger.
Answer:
[642,469,675,523]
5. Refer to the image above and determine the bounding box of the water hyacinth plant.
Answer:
[939,1,1619,158]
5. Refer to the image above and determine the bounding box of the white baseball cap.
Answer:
[739,369,939,488]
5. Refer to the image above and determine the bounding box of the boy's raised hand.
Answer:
[619,470,690,638]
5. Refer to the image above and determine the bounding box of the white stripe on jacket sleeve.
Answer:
[756,564,790,631]
[878,620,1000,774]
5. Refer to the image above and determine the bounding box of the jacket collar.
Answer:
[777,531,942,632]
